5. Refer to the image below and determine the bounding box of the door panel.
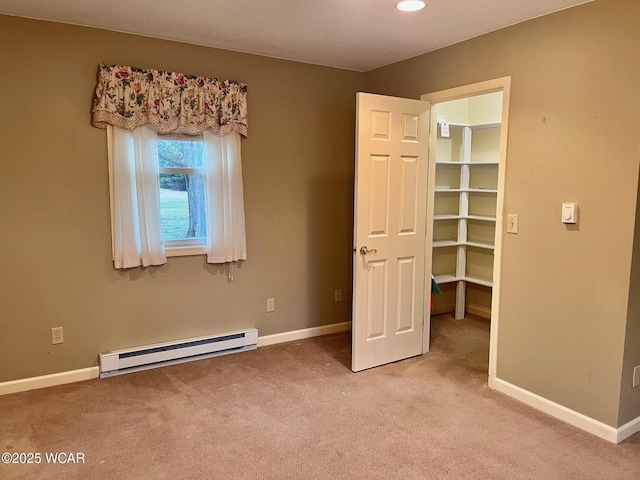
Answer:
[396,256,416,333]
[369,155,391,236]
[366,260,387,340]
[399,156,419,234]
[352,93,430,372]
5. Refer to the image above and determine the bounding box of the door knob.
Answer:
[359,246,377,255]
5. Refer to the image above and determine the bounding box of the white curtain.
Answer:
[109,125,166,269]
[203,131,247,263]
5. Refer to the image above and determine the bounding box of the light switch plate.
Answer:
[507,214,519,234]
[562,202,578,224]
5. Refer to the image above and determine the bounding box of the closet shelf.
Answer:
[432,240,495,250]
[434,188,498,194]
[435,161,499,166]
[466,241,495,250]
[434,214,496,222]
[440,121,500,130]
[433,274,494,288]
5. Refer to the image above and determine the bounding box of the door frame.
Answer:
[421,77,511,388]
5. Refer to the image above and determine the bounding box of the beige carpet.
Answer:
[1,314,638,479]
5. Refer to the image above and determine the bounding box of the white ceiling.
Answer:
[0,0,592,71]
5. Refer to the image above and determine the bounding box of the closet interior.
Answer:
[431,92,503,321]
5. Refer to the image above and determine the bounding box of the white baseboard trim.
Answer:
[258,321,352,347]
[493,378,640,444]
[0,367,100,397]
[617,415,640,443]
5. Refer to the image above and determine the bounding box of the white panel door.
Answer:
[352,93,430,372]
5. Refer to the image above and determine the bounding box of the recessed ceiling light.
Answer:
[396,1,426,12]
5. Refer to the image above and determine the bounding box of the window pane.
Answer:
[157,138,203,168]
[157,136,206,243]
[159,173,206,240]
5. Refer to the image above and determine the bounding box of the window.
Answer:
[107,125,246,269]
[157,133,207,256]
[94,65,248,270]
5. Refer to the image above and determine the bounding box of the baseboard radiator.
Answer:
[99,328,258,378]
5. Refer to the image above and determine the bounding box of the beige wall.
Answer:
[0,16,363,382]
[366,0,640,427]
[620,176,640,425]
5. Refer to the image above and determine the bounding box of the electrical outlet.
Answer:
[633,366,640,388]
[266,298,275,313]
[51,326,64,345]
[335,289,342,302]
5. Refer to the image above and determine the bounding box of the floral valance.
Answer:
[92,64,248,137]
